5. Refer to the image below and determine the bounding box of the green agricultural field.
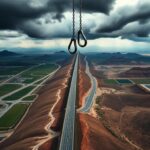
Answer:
[131,79,150,84]
[0,103,29,130]
[0,66,27,75]
[23,77,40,84]
[0,84,22,97]
[116,79,133,84]
[22,95,37,101]
[104,79,118,85]
[21,64,57,83]
[3,86,35,101]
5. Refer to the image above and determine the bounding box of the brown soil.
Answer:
[79,113,133,150]
[89,63,105,79]
[39,137,58,150]
[129,111,150,149]
[86,62,150,150]
[122,85,150,95]
[120,67,150,77]
[100,93,150,150]
[102,93,150,111]
[90,64,122,91]
[0,58,74,150]
[50,112,65,131]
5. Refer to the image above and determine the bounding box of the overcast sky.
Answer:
[0,0,150,53]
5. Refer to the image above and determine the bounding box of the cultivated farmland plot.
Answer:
[0,62,58,134]
[3,86,35,101]
[9,64,57,84]
[104,79,133,85]
[0,84,22,97]
[0,103,29,130]
[132,78,150,84]
[105,79,150,85]
[104,79,118,85]
[0,52,67,141]
[116,79,133,84]
[22,95,37,101]
[0,66,28,76]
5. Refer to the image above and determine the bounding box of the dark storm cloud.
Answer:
[93,20,150,43]
[46,0,116,17]
[97,1,150,34]
[52,13,65,22]
[0,0,115,29]
[0,0,150,43]
[126,36,150,43]
[0,0,48,30]
[82,0,115,14]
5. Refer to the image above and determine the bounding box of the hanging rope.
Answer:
[78,0,87,47]
[79,0,82,31]
[68,0,87,54]
[72,0,75,38]
[68,0,77,54]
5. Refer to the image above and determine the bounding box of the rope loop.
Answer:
[68,0,87,54]
[77,30,87,47]
[78,0,87,48]
[68,38,77,54]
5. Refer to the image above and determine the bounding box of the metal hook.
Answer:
[77,30,87,47]
[68,38,77,54]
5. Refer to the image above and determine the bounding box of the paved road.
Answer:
[80,57,97,113]
[59,54,78,150]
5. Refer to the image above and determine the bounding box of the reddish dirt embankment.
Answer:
[39,137,58,150]
[0,58,74,150]
[79,114,133,150]
[78,55,91,108]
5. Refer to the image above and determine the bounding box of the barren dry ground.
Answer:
[119,67,150,78]
[99,92,150,150]
[92,65,150,150]
[79,113,134,150]
[77,57,150,150]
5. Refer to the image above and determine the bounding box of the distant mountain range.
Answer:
[55,51,67,54]
[0,49,69,54]
[0,50,19,57]
[87,52,150,65]
[0,50,69,66]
